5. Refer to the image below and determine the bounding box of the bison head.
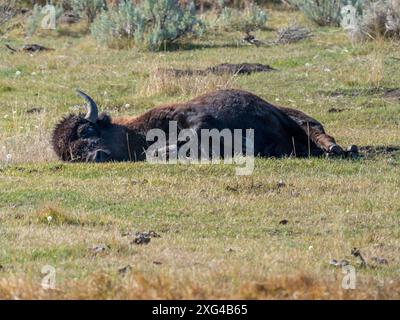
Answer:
[52,90,114,162]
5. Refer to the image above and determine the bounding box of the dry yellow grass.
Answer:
[139,67,238,98]
[0,110,56,163]
[1,272,399,299]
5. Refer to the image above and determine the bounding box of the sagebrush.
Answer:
[91,0,204,51]
[358,0,400,40]
[214,2,268,33]
[289,0,342,26]
[0,0,16,26]
[71,0,106,23]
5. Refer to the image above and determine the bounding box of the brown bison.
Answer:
[52,89,352,163]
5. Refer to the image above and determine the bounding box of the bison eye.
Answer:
[78,126,97,138]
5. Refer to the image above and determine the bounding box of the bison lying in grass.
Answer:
[52,89,354,162]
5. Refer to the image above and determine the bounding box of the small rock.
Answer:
[132,232,151,245]
[277,180,286,188]
[329,259,338,266]
[148,230,161,238]
[328,107,344,113]
[26,107,43,114]
[123,230,160,239]
[118,265,132,275]
[279,219,289,225]
[329,259,350,267]
[90,244,108,254]
[290,190,300,197]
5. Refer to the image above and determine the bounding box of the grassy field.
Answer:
[0,9,400,299]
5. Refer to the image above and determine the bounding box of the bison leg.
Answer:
[306,122,343,155]
[279,107,344,156]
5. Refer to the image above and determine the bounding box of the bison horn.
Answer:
[76,89,98,123]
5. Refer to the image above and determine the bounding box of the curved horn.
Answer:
[76,89,98,123]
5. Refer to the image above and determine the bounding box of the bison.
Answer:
[52,89,352,163]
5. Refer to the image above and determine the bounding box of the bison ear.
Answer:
[97,113,111,127]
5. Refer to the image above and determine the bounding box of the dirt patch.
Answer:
[160,63,276,77]
[325,87,385,98]
[5,44,54,53]
[359,145,400,159]
[324,87,400,100]
[58,11,80,25]
[328,107,348,113]
[26,107,43,114]
[382,88,400,100]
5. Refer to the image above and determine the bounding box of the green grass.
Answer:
[0,9,400,299]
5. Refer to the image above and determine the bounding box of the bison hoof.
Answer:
[345,145,359,159]
[326,144,344,158]
[329,144,344,154]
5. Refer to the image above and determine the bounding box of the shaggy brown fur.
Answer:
[161,63,276,77]
[52,89,344,162]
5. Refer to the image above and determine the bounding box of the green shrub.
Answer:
[90,0,142,47]
[0,0,16,26]
[385,0,400,37]
[290,0,342,26]
[91,0,204,51]
[214,1,268,32]
[353,0,400,40]
[25,4,42,36]
[291,0,365,27]
[71,0,106,23]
